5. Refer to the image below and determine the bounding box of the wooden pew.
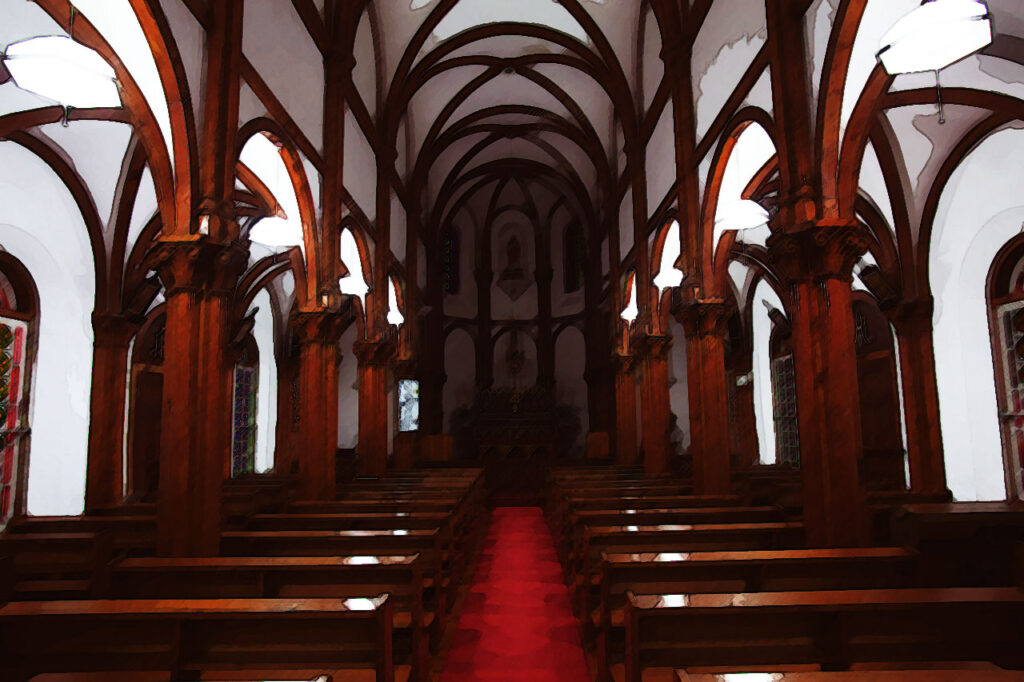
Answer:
[560,507,787,560]
[0,596,398,682]
[107,555,431,682]
[220,528,450,616]
[621,587,1024,682]
[892,502,1024,586]
[593,548,919,678]
[676,671,1024,681]
[6,515,156,554]
[0,531,113,600]
[572,522,806,584]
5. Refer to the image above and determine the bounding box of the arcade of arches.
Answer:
[2,0,1024,679]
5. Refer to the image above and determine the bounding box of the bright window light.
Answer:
[387,277,405,326]
[716,200,770,232]
[878,0,993,75]
[621,273,638,324]
[338,229,369,304]
[240,134,304,250]
[3,36,121,109]
[714,124,775,254]
[653,220,685,293]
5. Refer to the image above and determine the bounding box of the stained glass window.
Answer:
[0,317,28,529]
[997,302,1024,498]
[564,222,585,293]
[442,228,460,295]
[399,379,420,432]
[771,354,800,467]
[231,364,257,477]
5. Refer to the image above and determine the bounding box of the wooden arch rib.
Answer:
[5,130,109,313]
[700,108,778,284]
[815,0,869,216]
[32,0,182,236]
[236,118,321,309]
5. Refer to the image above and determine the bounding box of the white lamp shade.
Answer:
[878,0,992,75]
[4,36,121,108]
[715,199,770,232]
[249,216,304,249]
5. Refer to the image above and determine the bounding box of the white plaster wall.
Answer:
[646,106,676,215]
[0,141,95,515]
[930,127,1024,501]
[158,0,205,125]
[250,289,277,473]
[344,111,377,223]
[691,0,767,142]
[337,323,359,449]
[242,1,324,151]
[668,317,691,452]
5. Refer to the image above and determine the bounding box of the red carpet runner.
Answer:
[439,506,591,682]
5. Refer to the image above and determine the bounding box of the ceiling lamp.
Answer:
[2,36,121,109]
[877,0,993,123]
[715,199,770,232]
[877,0,992,75]
[387,277,405,326]
[620,274,638,325]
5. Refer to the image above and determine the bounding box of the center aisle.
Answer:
[438,506,591,682]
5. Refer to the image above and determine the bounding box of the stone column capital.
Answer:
[151,238,248,298]
[634,334,673,360]
[91,313,138,347]
[353,338,397,367]
[291,310,345,346]
[766,222,869,284]
[612,352,638,374]
[674,298,731,338]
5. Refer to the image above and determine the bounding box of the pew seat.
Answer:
[621,587,1024,681]
[0,596,399,682]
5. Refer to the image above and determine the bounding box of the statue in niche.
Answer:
[497,234,531,301]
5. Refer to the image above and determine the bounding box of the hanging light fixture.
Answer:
[2,35,122,109]
[877,0,994,123]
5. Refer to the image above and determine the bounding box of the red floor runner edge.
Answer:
[438,506,591,682]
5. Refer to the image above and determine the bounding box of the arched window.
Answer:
[564,222,585,293]
[231,336,259,477]
[769,322,800,467]
[988,236,1024,499]
[128,310,165,502]
[0,256,39,529]
[442,227,460,295]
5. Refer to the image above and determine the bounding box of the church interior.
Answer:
[2,0,1024,679]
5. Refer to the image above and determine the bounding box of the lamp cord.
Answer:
[935,69,945,125]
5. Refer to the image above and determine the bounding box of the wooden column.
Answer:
[153,239,247,556]
[614,353,638,464]
[890,298,948,494]
[678,300,733,494]
[768,224,870,547]
[355,338,395,476]
[85,314,137,511]
[293,311,343,500]
[637,335,673,475]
